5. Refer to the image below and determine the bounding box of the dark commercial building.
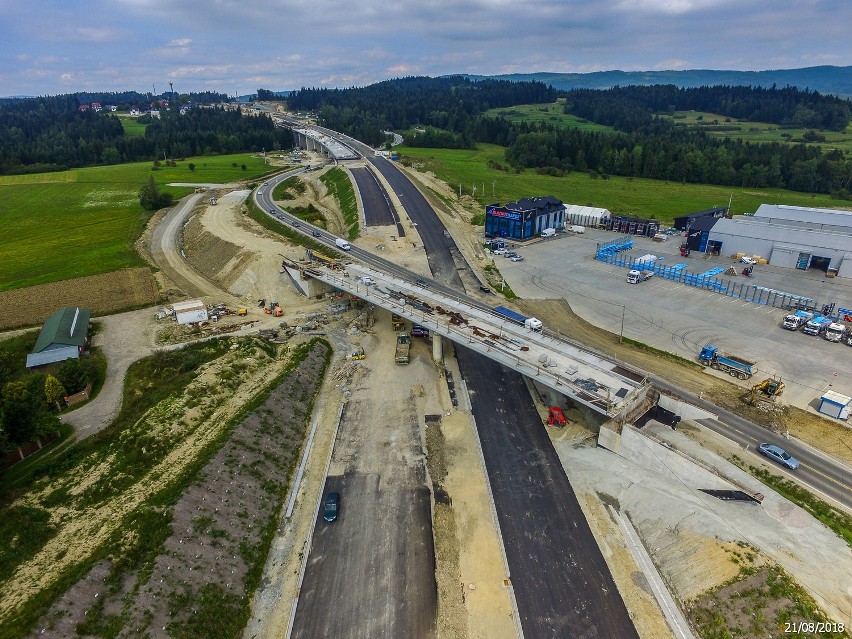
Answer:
[673,207,728,232]
[485,196,565,240]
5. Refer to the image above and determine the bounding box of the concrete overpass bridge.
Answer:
[284,258,651,420]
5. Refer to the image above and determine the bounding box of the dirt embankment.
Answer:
[182,214,245,289]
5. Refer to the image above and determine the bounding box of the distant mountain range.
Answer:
[461,66,852,97]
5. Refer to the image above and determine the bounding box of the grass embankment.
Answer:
[688,556,849,639]
[320,167,360,240]
[0,154,272,292]
[0,337,331,638]
[395,143,844,224]
[246,197,342,258]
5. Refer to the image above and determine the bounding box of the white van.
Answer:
[569,225,585,234]
[540,228,556,238]
[335,237,352,251]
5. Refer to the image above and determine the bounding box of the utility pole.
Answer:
[620,305,626,343]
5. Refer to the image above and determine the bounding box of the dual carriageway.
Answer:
[254,115,851,638]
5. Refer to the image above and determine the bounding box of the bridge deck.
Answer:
[302,262,647,418]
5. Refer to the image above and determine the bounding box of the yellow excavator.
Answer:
[750,376,785,405]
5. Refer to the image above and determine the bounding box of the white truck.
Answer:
[524,317,543,332]
[824,322,848,342]
[540,228,556,238]
[569,225,585,234]
[335,237,352,251]
[627,269,654,284]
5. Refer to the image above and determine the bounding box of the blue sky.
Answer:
[2,0,851,96]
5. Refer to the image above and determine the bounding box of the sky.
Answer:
[2,0,851,97]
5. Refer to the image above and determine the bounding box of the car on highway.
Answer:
[323,492,339,522]
[312,230,321,237]
[740,256,758,265]
[758,443,799,469]
[292,220,301,228]
[269,208,275,214]
[510,255,524,262]
[414,278,429,288]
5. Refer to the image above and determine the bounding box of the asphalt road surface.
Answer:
[459,345,639,638]
[349,166,403,234]
[291,383,437,638]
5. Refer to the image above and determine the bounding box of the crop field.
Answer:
[396,143,844,224]
[0,154,273,291]
[0,267,158,330]
[486,100,613,133]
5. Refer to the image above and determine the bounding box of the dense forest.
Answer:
[287,76,556,146]
[564,85,851,132]
[0,95,291,174]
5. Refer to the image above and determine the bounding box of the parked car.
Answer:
[415,278,429,288]
[323,492,339,522]
[758,443,799,469]
[493,248,508,256]
[411,324,429,337]
[740,256,758,265]
[510,255,524,262]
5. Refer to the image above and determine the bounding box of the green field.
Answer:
[118,116,147,137]
[487,101,852,153]
[396,143,844,223]
[0,155,274,291]
[665,110,852,152]
[486,100,613,133]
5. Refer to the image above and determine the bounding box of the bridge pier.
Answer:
[432,334,443,364]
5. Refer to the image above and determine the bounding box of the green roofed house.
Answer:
[26,307,91,368]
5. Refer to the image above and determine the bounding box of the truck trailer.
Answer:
[802,316,832,336]
[698,345,758,380]
[627,269,654,284]
[782,310,814,330]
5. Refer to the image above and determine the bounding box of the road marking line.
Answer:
[800,464,852,491]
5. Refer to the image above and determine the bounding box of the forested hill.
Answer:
[565,85,851,132]
[287,76,556,146]
[463,65,852,97]
[0,95,291,175]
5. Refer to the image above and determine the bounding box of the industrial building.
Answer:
[172,300,209,325]
[707,204,852,277]
[485,196,565,240]
[562,205,611,229]
[26,307,91,368]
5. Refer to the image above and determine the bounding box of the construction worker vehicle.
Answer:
[395,333,411,364]
[698,345,757,380]
[782,310,814,330]
[351,345,365,360]
[391,313,405,331]
[750,377,785,405]
[546,406,566,427]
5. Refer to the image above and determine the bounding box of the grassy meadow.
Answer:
[486,100,613,133]
[0,154,273,291]
[396,143,845,224]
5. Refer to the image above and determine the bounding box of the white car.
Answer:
[493,248,508,256]
[740,256,758,265]
[510,255,524,262]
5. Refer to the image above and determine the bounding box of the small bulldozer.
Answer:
[750,376,785,405]
[350,345,365,360]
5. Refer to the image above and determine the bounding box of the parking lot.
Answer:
[497,229,852,410]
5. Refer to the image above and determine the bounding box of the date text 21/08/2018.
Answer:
[784,621,844,634]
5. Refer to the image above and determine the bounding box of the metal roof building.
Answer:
[707,204,852,278]
[172,300,209,325]
[26,307,91,368]
[562,204,611,228]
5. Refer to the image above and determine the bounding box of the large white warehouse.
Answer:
[707,204,852,278]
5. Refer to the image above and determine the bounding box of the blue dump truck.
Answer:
[493,306,542,331]
[698,345,758,380]
[801,315,832,336]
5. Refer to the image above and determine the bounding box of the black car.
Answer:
[323,492,339,522]
[312,230,322,237]
[292,220,301,227]
[414,278,429,288]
